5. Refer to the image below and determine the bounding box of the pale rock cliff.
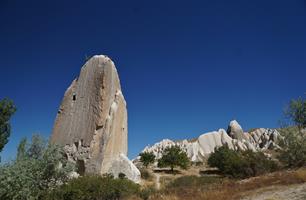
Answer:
[51,55,140,182]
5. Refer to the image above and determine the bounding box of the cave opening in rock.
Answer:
[76,159,85,176]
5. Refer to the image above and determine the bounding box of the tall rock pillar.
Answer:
[51,55,128,175]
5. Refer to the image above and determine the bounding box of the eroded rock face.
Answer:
[109,154,141,183]
[51,55,128,176]
[138,120,281,163]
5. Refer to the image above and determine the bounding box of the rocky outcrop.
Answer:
[137,120,281,163]
[51,55,137,182]
[109,154,141,183]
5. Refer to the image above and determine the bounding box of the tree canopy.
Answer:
[0,98,16,155]
[157,146,189,172]
[139,152,155,168]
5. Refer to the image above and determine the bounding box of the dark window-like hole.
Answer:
[76,160,85,176]
[72,94,76,101]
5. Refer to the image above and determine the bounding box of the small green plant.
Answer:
[139,151,156,168]
[157,146,190,173]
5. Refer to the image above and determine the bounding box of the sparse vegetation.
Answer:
[143,169,306,200]
[157,146,190,173]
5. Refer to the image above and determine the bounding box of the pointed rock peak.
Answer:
[227,120,246,140]
[229,120,242,128]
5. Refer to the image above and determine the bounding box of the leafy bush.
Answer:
[278,97,306,168]
[278,129,306,168]
[208,145,278,178]
[139,152,155,168]
[43,175,140,200]
[0,135,74,200]
[157,146,190,172]
[0,98,16,159]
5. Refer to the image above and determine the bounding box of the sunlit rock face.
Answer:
[138,120,281,163]
[51,55,130,177]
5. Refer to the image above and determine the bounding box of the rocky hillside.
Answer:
[137,120,281,162]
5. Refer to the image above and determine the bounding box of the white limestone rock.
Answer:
[138,120,280,164]
[109,154,141,183]
[227,120,248,141]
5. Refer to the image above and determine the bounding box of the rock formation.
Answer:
[137,120,281,163]
[51,55,140,182]
[109,154,141,183]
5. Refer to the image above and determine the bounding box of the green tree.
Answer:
[0,98,16,157]
[285,97,306,130]
[139,152,156,168]
[157,146,189,173]
[0,134,74,200]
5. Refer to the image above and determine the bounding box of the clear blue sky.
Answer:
[0,0,305,161]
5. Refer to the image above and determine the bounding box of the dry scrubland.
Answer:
[128,168,306,200]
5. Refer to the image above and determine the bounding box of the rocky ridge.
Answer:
[138,120,281,163]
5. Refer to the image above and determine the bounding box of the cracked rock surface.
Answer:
[51,55,128,176]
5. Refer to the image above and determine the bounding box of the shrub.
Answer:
[138,186,156,200]
[44,175,140,200]
[208,145,278,178]
[0,135,74,200]
[278,129,306,168]
[278,97,306,168]
[139,152,155,168]
[157,146,190,173]
[140,168,152,180]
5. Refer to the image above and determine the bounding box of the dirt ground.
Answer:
[241,183,306,200]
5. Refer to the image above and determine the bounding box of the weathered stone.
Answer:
[137,120,280,163]
[227,120,248,141]
[51,55,128,176]
[109,154,141,183]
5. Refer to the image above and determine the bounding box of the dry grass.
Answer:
[130,168,306,200]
